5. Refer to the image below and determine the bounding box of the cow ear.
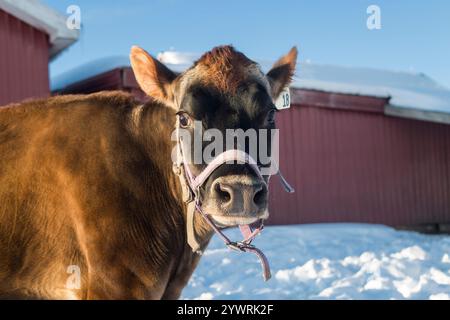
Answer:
[130,46,177,108]
[266,46,298,99]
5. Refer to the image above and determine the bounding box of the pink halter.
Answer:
[173,122,294,281]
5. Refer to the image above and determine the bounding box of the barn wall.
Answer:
[0,9,50,106]
[268,103,450,228]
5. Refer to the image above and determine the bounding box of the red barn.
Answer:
[0,0,78,106]
[49,53,450,233]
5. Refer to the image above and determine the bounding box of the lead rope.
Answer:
[194,202,272,281]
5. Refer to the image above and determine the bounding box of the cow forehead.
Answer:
[175,47,271,107]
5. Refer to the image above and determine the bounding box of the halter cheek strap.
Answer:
[172,123,294,281]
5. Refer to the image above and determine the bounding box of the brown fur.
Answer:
[0,91,212,299]
[193,46,257,93]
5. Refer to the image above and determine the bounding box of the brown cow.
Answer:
[0,45,297,299]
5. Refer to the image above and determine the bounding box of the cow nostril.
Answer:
[253,185,267,206]
[215,183,231,203]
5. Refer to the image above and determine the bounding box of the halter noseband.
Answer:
[172,119,294,281]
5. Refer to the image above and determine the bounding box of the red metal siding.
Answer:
[268,103,450,228]
[0,9,50,106]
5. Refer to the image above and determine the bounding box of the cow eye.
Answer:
[267,109,276,124]
[178,112,192,128]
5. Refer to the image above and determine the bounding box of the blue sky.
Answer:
[43,0,450,88]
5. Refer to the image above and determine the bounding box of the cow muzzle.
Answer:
[202,174,269,227]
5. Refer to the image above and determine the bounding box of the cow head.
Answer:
[130,45,297,227]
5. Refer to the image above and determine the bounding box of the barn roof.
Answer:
[51,51,450,124]
[290,63,450,125]
[0,0,79,59]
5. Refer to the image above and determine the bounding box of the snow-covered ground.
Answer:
[181,224,450,300]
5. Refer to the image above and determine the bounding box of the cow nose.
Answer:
[211,177,268,215]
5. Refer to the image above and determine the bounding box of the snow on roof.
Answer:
[51,56,131,92]
[0,0,79,59]
[289,63,450,124]
[50,54,193,92]
[51,51,450,124]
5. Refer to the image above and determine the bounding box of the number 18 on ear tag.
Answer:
[275,87,291,110]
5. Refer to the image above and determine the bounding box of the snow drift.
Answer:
[181,224,450,300]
